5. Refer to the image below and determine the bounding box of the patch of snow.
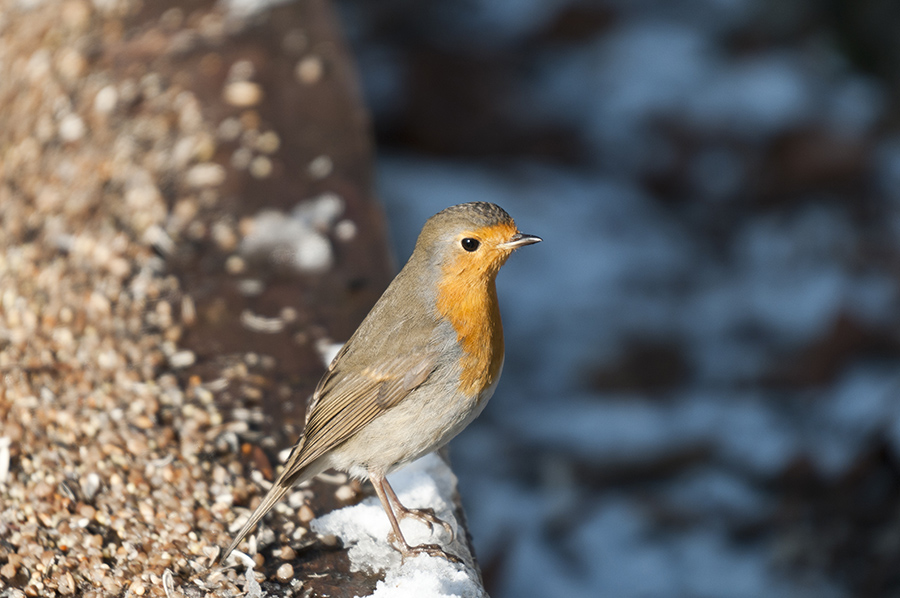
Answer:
[222,0,294,19]
[240,194,345,273]
[311,453,485,597]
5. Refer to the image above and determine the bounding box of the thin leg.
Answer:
[382,477,454,541]
[369,473,461,563]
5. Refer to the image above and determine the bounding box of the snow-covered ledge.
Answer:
[311,453,487,598]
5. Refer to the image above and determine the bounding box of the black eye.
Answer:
[461,238,480,252]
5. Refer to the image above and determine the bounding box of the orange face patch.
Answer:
[434,221,519,398]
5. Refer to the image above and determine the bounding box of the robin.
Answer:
[220,201,540,563]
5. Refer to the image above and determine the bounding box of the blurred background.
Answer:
[334,1,900,596]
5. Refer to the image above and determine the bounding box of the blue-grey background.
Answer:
[337,1,900,596]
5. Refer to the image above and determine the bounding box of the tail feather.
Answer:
[217,451,329,566]
[218,481,293,565]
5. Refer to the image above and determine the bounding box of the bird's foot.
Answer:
[397,506,455,541]
[387,532,462,563]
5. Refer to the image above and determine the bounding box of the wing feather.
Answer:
[218,348,438,564]
[296,351,438,467]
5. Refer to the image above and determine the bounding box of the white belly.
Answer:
[327,357,503,479]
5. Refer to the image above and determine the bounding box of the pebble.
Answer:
[295,56,323,84]
[223,81,263,107]
[335,484,356,501]
[307,155,333,179]
[217,117,243,141]
[293,232,332,272]
[249,156,272,179]
[231,146,253,169]
[57,48,86,80]
[225,255,246,274]
[212,221,238,251]
[297,504,315,524]
[275,563,294,582]
[334,219,357,242]
[279,546,296,561]
[168,350,196,368]
[228,59,255,81]
[80,473,101,500]
[255,131,280,154]
[185,163,226,188]
[58,113,85,142]
[94,85,118,113]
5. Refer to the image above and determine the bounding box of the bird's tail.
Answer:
[217,462,320,566]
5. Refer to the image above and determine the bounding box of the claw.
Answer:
[403,543,463,563]
[372,474,461,564]
[396,506,455,542]
[386,531,462,563]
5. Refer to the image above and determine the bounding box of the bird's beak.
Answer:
[499,232,542,250]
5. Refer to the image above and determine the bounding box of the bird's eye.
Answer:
[461,238,480,252]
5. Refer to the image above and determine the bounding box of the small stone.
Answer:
[58,571,75,595]
[225,255,246,274]
[58,114,85,142]
[280,546,296,561]
[81,472,101,500]
[57,48,86,79]
[293,232,332,272]
[168,350,196,368]
[97,349,118,370]
[212,221,238,251]
[255,131,280,154]
[249,156,272,179]
[223,81,263,107]
[185,163,226,188]
[231,147,253,170]
[297,504,314,524]
[295,56,323,84]
[94,85,118,113]
[228,59,255,81]
[275,563,294,583]
[307,155,332,179]
[237,279,264,296]
[319,534,338,547]
[61,0,91,30]
[217,117,242,141]
[334,484,355,501]
[334,219,357,241]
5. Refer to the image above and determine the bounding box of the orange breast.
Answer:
[434,224,514,398]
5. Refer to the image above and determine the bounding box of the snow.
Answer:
[239,195,346,273]
[311,453,485,598]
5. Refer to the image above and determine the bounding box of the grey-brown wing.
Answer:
[285,349,438,480]
[218,349,437,564]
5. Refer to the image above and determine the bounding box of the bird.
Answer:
[220,201,540,563]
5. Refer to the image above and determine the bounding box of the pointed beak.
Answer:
[499,232,542,250]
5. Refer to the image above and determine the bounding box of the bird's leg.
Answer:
[370,474,461,563]
[382,477,455,542]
